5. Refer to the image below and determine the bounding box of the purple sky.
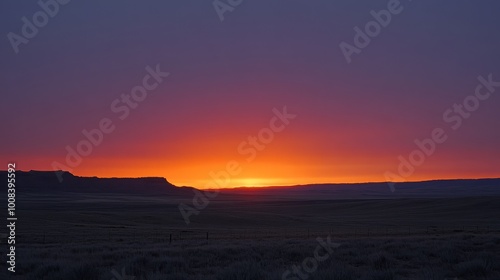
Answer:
[1,0,500,187]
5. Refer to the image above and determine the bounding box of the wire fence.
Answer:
[14,224,500,245]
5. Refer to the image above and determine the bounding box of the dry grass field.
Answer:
[0,175,500,280]
[2,185,500,279]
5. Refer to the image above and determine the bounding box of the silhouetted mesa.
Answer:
[0,170,191,194]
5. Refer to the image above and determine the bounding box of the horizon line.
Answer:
[4,169,500,190]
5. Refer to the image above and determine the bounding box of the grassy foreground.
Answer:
[3,232,500,280]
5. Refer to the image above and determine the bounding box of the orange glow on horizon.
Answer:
[12,151,500,189]
[8,102,500,189]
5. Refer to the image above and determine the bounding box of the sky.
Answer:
[1,0,500,188]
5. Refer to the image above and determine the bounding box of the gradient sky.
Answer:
[1,0,500,188]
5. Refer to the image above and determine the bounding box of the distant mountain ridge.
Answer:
[222,178,500,199]
[2,170,499,199]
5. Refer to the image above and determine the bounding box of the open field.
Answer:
[2,174,500,279]
[2,229,500,279]
[9,192,500,240]
[2,189,500,279]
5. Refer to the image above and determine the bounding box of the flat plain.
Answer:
[1,173,500,279]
